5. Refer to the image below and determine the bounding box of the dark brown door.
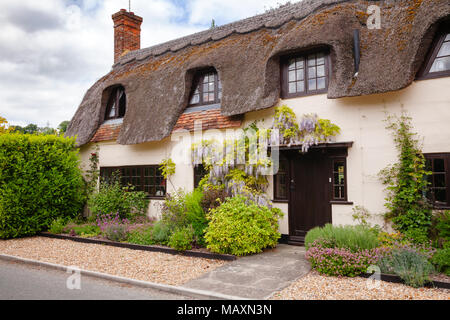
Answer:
[287,150,332,245]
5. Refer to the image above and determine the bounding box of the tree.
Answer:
[58,121,70,134]
[210,19,216,29]
[0,116,11,135]
[23,124,39,134]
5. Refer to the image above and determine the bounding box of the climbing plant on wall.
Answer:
[379,112,432,243]
[272,105,341,152]
[190,105,341,207]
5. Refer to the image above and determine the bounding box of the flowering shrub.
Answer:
[104,224,128,242]
[306,239,387,277]
[96,213,129,241]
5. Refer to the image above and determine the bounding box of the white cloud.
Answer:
[186,0,299,25]
[0,0,299,128]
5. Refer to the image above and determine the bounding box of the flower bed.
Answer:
[304,224,449,288]
[46,213,236,261]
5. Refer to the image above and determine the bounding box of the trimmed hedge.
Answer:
[0,134,85,239]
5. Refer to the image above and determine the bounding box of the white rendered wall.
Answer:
[79,77,450,234]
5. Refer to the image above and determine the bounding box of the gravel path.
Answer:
[0,237,227,286]
[271,271,450,300]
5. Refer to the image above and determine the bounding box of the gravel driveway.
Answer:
[271,271,450,300]
[0,237,227,286]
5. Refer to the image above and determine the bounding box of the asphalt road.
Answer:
[0,260,191,300]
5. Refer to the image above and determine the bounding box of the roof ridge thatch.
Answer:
[113,0,349,68]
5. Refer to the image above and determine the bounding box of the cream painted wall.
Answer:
[79,77,450,234]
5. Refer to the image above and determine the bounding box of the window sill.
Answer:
[147,196,166,200]
[415,72,450,81]
[330,201,354,205]
[272,199,289,204]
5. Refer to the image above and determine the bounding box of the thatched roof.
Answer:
[66,0,450,146]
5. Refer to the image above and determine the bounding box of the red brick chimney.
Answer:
[112,9,143,63]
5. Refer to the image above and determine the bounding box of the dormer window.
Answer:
[417,23,450,79]
[281,51,330,98]
[105,86,126,120]
[189,70,222,107]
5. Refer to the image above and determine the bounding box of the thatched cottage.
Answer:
[67,0,450,245]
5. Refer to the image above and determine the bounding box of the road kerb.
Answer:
[0,254,248,300]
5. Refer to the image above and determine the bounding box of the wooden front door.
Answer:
[287,149,332,245]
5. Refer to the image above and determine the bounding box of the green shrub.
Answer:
[431,248,450,276]
[305,224,379,252]
[0,134,86,239]
[70,224,100,236]
[379,249,435,288]
[168,226,194,252]
[185,189,207,246]
[205,195,283,256]
[159,189,208,246]
[160,190,189,230]
[127,226,155,246]
[431,211,450,248]
[87,175,149,219]
[151,221,172,245]
[48,218,67,234]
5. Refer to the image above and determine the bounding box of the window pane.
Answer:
[289,71,296,82]
[430,56,450,73]
[334,186,345,199]
[296,59,304,68]
[308,79,316,90]
[190,94,199,105]
[308,67,316,79]
[434,158,445,172]
[108,103,116,118]
[296,69,304,80]
[435,188,447,203]
[316,53,325,65]
[288,60,296,70]
[437,41,450,57]
[289,82,296,93]
[434,174,446,188]
[317,77,326,90]
[317,65,325,77]
[274,158,288,200]
[296,81,305,92]
[308,55,316,66]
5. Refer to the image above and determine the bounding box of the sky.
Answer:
[0,0,300,128]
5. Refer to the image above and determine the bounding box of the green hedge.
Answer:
[0,134,86,239]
